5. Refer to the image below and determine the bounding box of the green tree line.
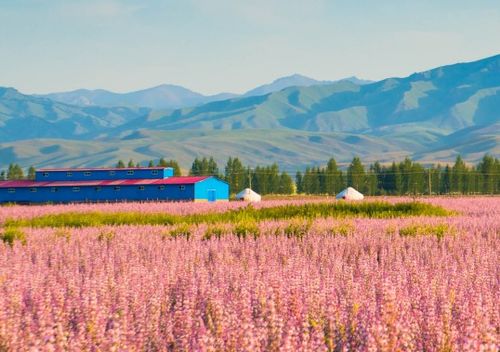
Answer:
[296,155,499,195]
[2,154,499,195]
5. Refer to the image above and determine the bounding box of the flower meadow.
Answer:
[0,198,499,351]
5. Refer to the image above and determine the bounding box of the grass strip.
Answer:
[4,201,452,229]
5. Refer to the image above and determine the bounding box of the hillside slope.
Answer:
[0,55,499,169]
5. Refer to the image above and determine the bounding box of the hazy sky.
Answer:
[1,0,499,95]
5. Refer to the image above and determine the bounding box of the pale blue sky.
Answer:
[1,0,499,95]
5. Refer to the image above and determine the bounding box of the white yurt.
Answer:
[235,188,262,202]
[336,187,364,200]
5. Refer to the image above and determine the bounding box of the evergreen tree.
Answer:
[166,160,182,176]
[27,166,36,180]
[366,165,378,196]
[451,155,467,194]
[127,159,135,168]
[302,167,312,194]
[116,160,126,168]
[224,157,245,194]
[441,165,452,194]
[347,157,365,191]
[295,171,303,194]
[278,172,294,194]
[7,164,24,180]
[158,157,167,167]
[148,160,154,167]
[0,170,5,181]
[399,157,413,194]
[207,157,219,176]
[477,154,496,194]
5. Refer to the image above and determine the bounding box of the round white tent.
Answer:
[235,188,262,202]
[336,187,364,200]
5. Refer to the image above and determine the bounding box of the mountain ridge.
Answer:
[1,54,499,169]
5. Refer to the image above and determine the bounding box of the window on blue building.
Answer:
[51,187,58,193]
[114,186,120,191]
[95,186,101,192]
[158,185,165,191]
[84,172,91,176]
[138,186,145,191]
[151,170,159,175]
[179,185,185,191]
[66,172,72,177]
[73,187,80,192]
[109,171,115,176]
[7,188,15,193]
[42,172,49,177]
[30,188,37,193]
[127,170,134,175]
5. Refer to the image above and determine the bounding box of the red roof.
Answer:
[0,176,211,188]
[37,167,167,172]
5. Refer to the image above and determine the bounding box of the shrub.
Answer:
[233,220,260,240]
[53,228,71,241]
[399,223,454,240]
[1,227,26,246]
[97,229,115,242]
[168,224,192,240]
[328,222,355,237]
[283,219,311,239]
[203,225,227,241]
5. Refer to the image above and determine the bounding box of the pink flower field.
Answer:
[0,197,498,351]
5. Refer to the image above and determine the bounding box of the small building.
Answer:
[0,167,229,204]
[235,188,261,202]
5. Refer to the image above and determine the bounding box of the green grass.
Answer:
[0,227,26,246]
[399,223,455,240]
[4,201,452,230]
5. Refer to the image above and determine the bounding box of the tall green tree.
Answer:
[477,154,496,194]
[224,157,245,194]
[295,171,303,194]
[7,164,24,180]
[127,159,135,168]
[325,158,343,195]
[347,157,365,191]
[116,160,126,168]
[158,159,182,176]
[278,172,294,194]
[451,155,468,194]
[27,166,36,180]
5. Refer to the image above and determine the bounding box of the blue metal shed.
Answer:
[0,167,229,204]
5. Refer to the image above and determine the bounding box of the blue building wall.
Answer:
[194,177,229,202]
[35,167,174,182]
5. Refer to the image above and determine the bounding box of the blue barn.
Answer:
[0,167,229,204]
